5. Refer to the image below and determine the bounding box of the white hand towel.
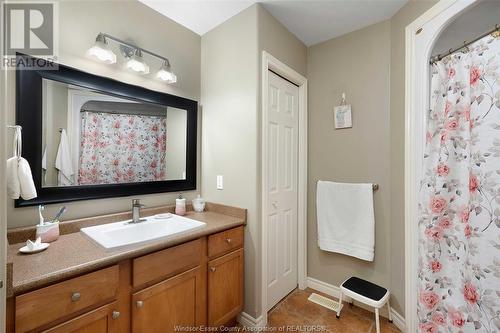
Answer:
[316,181,375,261]
[7,127,37,200]
[55,129,74,186]
[42,146,47,170]
[42,146,47,183]
[18,157,37,200]
[7,156,20,199]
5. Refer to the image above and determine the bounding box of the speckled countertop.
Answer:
[6,203,246,297]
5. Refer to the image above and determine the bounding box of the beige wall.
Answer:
[165,108,188,180]
[307,19,392,309]
[306,0,437,316]
[389,0,437,313]
[257,5,308,77]
[6,0,201,228]
[201,4,260,318]
[201,3,306,318]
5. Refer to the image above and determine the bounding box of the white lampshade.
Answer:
[156,61,177,83]
[126,50,149,74]
[86,35,116,64]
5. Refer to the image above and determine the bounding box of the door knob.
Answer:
[136,300,144,308]
[226,238,232,244]
[210,267,216,272]
[112,311,120,319]
[272,201,278,208]
[71,292,81,302]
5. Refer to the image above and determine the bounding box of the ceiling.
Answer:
[139,0,408,46]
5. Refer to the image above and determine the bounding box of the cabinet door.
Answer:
[132,267,204,333]
[42,302,120,333]
[208,248,244,326]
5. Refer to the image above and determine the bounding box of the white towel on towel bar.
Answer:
[316,181,375,261]
[55,129,74,186]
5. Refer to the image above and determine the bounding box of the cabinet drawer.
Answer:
[15,265,119,333]
[208,226,243,258]
[41,302,119,333]
[133,239,202,288]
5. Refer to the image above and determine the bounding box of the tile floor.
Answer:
[265,288,401,333]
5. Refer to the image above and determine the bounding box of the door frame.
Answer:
[404,0,478,331]
[0,55,7,331]
[261,51,307,325]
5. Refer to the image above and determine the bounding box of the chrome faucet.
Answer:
[130,199,146,224]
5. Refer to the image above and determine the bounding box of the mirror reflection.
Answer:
[42,79,187,187]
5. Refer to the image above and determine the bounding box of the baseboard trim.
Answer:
[390,308,406,332]
[237,312,265,327]
[306,277,406,332]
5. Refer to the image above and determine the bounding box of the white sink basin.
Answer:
[81,214,206,250]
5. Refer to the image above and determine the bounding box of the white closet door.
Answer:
[266,71,299,310]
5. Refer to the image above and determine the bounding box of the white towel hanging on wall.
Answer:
[316,181,375,261]
[55,129,74,186]
[6,126,37,200]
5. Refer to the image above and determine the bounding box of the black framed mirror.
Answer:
[15,54,197,207]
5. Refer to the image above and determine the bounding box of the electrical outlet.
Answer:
[216,175,223,190]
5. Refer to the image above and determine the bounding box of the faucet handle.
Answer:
[132,199,146,207]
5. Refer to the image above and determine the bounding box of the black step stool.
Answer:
[336,277,392,333]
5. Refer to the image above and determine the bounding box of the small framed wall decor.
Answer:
[334,93,352,129]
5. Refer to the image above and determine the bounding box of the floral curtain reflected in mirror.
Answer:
[79,109,167,185]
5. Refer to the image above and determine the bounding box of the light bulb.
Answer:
[126,50,149,74]
[156,61,177,84]
[86,34,116,64]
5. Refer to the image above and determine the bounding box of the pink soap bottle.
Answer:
[175,193,186,216]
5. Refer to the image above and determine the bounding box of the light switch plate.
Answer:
[216,175,223,190]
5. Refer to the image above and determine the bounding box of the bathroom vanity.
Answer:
[6,203,245,333]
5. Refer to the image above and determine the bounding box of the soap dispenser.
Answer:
[175,193,186,216]
[192,195,205,212]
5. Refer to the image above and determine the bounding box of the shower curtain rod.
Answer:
[430,24,500,64]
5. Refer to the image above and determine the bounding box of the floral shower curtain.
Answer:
[417,34,500,333]
[79,111,167,185]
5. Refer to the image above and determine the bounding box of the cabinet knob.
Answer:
[210,267,216,272]
[136,300,144,308]
[226,238,232,244]
[112,311,120,319]
[71,292,81,302]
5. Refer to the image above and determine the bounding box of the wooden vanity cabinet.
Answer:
[207,248,244,326]
[9,226,244,332]
[132,267,205,333]
[207,226,244,326]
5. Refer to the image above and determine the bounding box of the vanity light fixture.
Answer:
[156,60,177,83]
[126,49,149,74]
[86,34,117,64]
[86,32,176,84]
